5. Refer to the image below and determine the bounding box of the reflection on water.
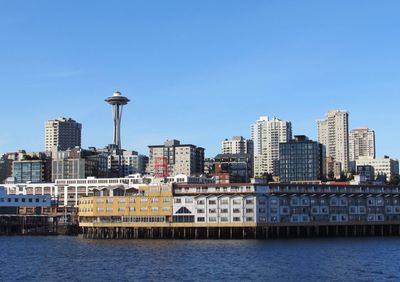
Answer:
[0,236,399,281]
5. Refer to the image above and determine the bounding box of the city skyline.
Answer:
[1,1,400,157]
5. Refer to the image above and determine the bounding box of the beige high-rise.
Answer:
[45,117,82,153]
[349,128,375,161]
[317,110,349,174]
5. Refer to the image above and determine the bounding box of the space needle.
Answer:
[105,91,130,150]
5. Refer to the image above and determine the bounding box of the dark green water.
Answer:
[0,236,399,281]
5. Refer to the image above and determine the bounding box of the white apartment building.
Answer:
[349,128,375,161]
[173,184,259,225]
[355,157,399,182]
[221,136,253,155]
[45,117,82,153]
[251,116,292,177]
[317,110,349,173]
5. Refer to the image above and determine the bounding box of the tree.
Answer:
[260,172,274,182]
[389,175,400,186]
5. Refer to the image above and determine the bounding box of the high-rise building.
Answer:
[251,116,268,157]
[349,128,375,162]
[45,117,82,152]
[148,140,205,177]
[221,136,253,155]
[251,116,292,177]
[317,110,349,175]
[279,135,325,183]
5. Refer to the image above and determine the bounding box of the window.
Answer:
[209,200,216,205]
[220,199,229,205]
[174,198,182,204]
[233,217,241,222]
[176,207,191,214]
[197,217,205,222]
[233,208,241,213]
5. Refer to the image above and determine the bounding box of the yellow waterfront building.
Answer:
[79,184,174,228]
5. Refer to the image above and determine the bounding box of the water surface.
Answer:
[0,236,399,281]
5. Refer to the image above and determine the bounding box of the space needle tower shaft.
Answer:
[105,91,130,150]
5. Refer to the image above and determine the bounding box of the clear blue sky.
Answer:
[1,1,399,158]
